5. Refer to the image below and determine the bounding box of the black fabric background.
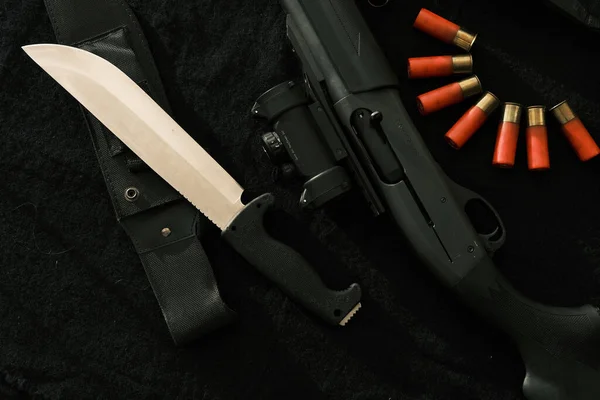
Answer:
[1,0,600,399]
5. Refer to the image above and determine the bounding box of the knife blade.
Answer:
[23,43,361,326]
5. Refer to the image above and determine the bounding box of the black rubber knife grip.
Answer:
[222,194,362,325]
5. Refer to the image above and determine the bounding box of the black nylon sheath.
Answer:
[42,0,236,345]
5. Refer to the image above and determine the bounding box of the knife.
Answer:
[23,43,362,326]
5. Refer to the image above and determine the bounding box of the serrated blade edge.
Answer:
[339,302,361,326]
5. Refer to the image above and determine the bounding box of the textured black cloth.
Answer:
[1,0,600,399]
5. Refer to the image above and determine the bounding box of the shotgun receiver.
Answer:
[252,1,600,399]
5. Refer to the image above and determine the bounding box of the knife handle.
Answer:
[221,193,362,325]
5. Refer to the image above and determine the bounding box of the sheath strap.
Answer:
[42,0,236,345]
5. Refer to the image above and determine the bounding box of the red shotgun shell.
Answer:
[550,101,600,161]
[413,8,478,51]
[417,75,481,115]
[493,103,522,168]
[445,92,500,149]
[526,106,550,171]
[408,55,473,79]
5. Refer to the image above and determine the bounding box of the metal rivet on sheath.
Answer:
[124,187,140,202]
[161,228,171,237]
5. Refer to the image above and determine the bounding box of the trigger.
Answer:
[446,178,507,256]
[464,198,506,255]
[478,226,503,254]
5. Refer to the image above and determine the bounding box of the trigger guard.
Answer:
[447,179,506,256]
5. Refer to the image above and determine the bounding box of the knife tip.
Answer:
[21,44,34,56]
[22,43,46,58]
[21,43,64,58]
